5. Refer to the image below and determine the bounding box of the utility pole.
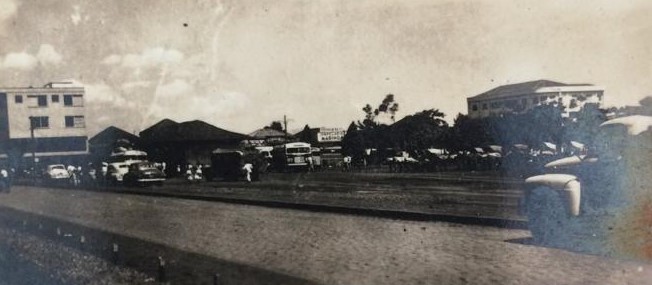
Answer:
[283,115,288,138]
[282,115,294,140]
[29,116,36,179]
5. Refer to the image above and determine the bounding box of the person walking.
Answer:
[0,168,11,193]
[306,156,314,172]
[242,163,253,183]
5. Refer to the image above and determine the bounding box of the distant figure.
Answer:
[343,156,352,171]
[242,163,253,183]
[176,164,181,176]
[306,156,314,172]
[195,164,203,181]
[0,168,11,193]
[185,165,194,182]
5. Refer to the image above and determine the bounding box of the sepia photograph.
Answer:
[0,0,651,284]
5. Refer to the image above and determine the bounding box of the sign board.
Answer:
[316,128,346,143]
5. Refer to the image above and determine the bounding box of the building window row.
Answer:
[30,116,50,129]
[28,116,85,129]
[14,94,83,107]
[65,115,85,128]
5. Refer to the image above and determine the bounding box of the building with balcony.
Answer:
[467,80,604,119]
[0,81,88,168]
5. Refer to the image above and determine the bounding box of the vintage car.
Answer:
[522,115,652,259]
[122,162,166,186]
[106,162,130,185]
[44,164,71,180]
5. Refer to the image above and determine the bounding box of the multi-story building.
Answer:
[0,81,88,167]
[467,80,604,118]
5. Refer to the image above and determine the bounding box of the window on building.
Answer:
[52,95,60,103]
[490,102,501,109]
[65,116,85,128]
[37,95,47,107]
[482,103,488,110]
[533,98,539,104]
[63,94,83,107]
[30,116,49,129]
[472,104,478,111]
[27,95,48,107]
[15,95,23,103]
[521,98,527,106]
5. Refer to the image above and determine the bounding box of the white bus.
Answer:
[271,142,312,170]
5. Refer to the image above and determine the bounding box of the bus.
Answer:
[271,142,312,171]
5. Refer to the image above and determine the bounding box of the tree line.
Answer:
[340,93,636,160]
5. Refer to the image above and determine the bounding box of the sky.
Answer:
[1,0,651,137]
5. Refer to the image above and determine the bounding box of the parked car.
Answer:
[44,164,71,180]
[106,162,129,185]
[122,162,166,187]
[522,115,652,259]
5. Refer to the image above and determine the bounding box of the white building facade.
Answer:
[467,80,604,119]
[0,81,88,166]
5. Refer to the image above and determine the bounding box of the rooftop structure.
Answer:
[467,80,604,118]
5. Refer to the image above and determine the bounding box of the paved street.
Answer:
[0,186,650,284]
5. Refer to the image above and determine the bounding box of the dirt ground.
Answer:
[0,186,650,284]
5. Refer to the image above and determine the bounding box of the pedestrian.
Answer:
[185,165,194,182]
[242,163,253,183]
[306,156,314,172]
[0,168,11,193]
[195,164,203,181]
[343,156,352,171]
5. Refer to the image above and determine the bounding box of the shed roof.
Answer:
[140,119,249,143]
[89,126,140,145]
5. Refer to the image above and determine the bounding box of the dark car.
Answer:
[122,162,166,187]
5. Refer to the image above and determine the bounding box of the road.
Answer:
[0,185,650,284]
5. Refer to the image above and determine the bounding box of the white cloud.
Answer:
[0,44,62,70]
[149,91,251,123]
[1,52,38,70]
[36,44,63,65]
[105,47,185,68]
[71,5,81,25]
[101,54,122,65]
[84,82,135,109]
[155,79,194,98]
[122,80,151,89]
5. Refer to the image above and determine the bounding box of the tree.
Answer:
[298,124,312,143]
[358,94,400,128]
[449,113,494,151]
[265,121,284,132]
[390,109,448,152]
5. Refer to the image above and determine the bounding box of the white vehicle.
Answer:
[523,115,652,259]
[45,164,71,180]
[103,149,149,185]
[271,142,312,171]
